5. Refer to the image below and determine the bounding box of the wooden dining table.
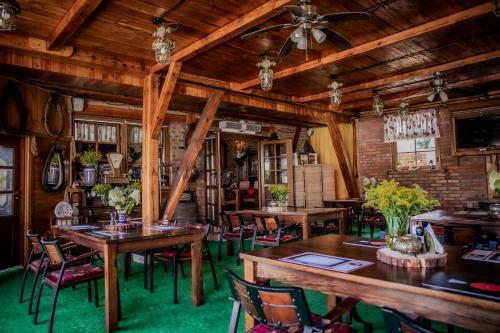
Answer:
[241,234,500,332]
[227,207,347,240]
[53,223,205,332]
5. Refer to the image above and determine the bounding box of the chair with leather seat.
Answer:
[218,212,254,265]
[225,269,358,333]
[33,239,104,333]
[382,307,436,333]
[251,215,298,250]
[361,211,385,238]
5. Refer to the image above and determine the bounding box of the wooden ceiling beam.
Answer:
[299,50,500,103]
[152,61,183,138]
[150,0,293,73]
[238,2,494,90]
[47,0,104,50]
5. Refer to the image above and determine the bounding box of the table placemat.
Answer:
[63,225,99,230]
[462,249,500,264]
[343,238,386,249]
[87,230,127,237]
[144,225,178,231]
[423,272,500,302]
[279,252,373,273]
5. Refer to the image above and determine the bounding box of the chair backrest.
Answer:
[382,308,435,333]
[220,212,243,231]
[27,230,43,255]
[253,215,280,232]
[225,269,313,330]
[40,239,66,265]
[451,227,476,246]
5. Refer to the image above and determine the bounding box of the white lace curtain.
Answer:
[384,109,440,143]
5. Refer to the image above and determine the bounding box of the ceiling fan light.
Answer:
[311,28,326,43]
[296,37,307,50]
[259,68,274,91]
[372,94,384,116]
[427,93,435,103]
[439,91,448,102]
[290,27,304,42]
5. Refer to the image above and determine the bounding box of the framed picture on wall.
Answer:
[308,153,318,164]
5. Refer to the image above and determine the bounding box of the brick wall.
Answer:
[358,109,496,210]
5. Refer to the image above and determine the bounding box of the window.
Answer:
[395,137,437,170]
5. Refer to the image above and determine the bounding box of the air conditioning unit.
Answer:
[219,121,261,134]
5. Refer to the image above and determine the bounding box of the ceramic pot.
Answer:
[393,234,422,255]
[82,164,96,187]
[117,210,127,224]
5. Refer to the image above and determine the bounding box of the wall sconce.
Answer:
[257,56,276,92]
[0,0,20,31]
[328,80,343,106]
[152,18,178,65]
[372,93,384,116]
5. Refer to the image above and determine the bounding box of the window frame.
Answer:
[392,137,440,171]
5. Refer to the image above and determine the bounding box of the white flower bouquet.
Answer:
[108,182,141,215]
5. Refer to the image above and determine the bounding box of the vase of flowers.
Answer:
[363,180,440,250]
[80,151,102,187]
[107,182,141,224]
[268,184,289,210]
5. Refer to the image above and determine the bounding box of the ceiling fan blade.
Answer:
[277,36,294,63]
[284,5,307,18]
[319,12,370,23]
[241,24,294,39]
[452,86,479,95]
[318,28,351,49]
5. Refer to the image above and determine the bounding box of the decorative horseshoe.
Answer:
[41,143,65,192]
[0,81,27,135]
[44,93,65,137]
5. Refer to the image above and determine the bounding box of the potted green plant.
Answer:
[489,171,500,197]
[267,184,290,209]
[364,180,440,250]
[108,183,141,223]
[80,151,102,187]
[92,183,112,205]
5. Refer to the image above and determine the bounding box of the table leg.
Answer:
[339,210,347,235]
[191,234,204,306]
[227,240,234,256]
[302,217,310,240]
[326,294,337,312]
[244,260,257,331]
[104,244,119,332]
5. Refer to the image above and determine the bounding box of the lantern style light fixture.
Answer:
[257,56,276,91]
[152,18,178,65]
[398,99,410,117]
[328,80,343,106]
[0,0,20,31]
[372,93,384,116]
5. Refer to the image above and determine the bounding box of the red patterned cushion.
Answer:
[256,233,298,243]
[158,249,192,260]
[364,215,384,225]
[29,255,76,271]
[223,229,254,239]
[248,314,351,333]
[49,263,103,285]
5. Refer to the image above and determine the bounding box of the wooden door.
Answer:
[204,132,221,224]
[0,135,20,269]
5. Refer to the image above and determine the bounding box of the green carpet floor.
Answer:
[0,227,455,332]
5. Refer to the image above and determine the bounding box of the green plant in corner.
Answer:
[267,184,289,203]
[80,150,102,165]
[363,180,440,249]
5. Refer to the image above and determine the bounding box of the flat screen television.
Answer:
[454,114,500,153]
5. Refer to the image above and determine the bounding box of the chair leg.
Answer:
[87,281,92,303]
[48,287,61,333]
[34,282,45,325]
[350,306,373,333]
[123,253,131,281]
[94,279,99,307]
[235,239,242,266]
[143,251,149,290]
[149,252,154,294]
[28,268,42,314]
[179,261,186,279]
[172,257,178,304]
[370,225,374,239]
[217,237,223,262]
[228,301,241,333]
[19,267,29,303]
[206,255,219,291]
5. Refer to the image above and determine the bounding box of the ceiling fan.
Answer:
[241,0,370,62]
[427,72,448,102]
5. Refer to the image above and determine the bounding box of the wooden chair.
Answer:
[19,230,77,315]
[149,223,219,304]
[382,307,436,333]
[310,219,340,235]
[33,239,104,333]
[251,215,298,250]
[361,211,385,238]
[218,212,254,265]
[225,269,357,333]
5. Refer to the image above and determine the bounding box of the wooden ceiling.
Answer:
[2,0,500,118]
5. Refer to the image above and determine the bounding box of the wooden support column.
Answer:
[163,91,224,220]
[292,127,301,151]
[324,113,359,198]
[142,74,160,225]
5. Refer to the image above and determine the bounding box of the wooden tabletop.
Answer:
[226,207,346,216]
[323,198,365,204]
[240,234,500,331]
[410,209,500,227]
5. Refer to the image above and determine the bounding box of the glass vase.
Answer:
[384,215,409,250]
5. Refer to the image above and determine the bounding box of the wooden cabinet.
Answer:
[259,139,294,207]
[294,164,335,208]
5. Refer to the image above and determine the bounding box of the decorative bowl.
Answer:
[393,235,422,255]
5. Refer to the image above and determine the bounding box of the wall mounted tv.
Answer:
[453,113,500,155]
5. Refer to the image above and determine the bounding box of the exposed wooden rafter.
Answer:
[151,61,183,138]
[47,0,104,50]
[238,2,493,90]
[150,0,293,73]
[299,50,500,103]
[163,91,224,220]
